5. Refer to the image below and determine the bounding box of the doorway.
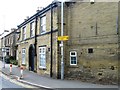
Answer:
[29,44,35,71]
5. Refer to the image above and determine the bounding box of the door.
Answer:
[29,45,35,71]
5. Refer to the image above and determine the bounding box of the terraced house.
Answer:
[17,0,120,84]
[1,28,18,60]
[17,2,60,78]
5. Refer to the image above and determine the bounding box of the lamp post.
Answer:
[0,30,9,68]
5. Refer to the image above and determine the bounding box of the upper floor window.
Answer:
[30,21,35,37]
[70,51,77,65]
[10,36,13,44]
[40,16,46,34]
[8,38,10,45]
[7,38,9,45]
[22,26,26,40]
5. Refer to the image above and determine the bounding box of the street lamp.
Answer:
[0,30,9,68]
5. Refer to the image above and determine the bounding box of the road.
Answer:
[0,61,37,90]
[0,61,22,89]
[0,76,23,88]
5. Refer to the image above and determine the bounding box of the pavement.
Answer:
[0,61,119,89]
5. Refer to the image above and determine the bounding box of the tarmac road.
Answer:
[0,76,23,88]
[0,75,46,90]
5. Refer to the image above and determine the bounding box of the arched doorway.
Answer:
[29,44,35,71]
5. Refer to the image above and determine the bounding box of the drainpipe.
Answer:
[116,16,119,35]
[50,2,53,77]
[34,16,38,72]
[61,0,64,80]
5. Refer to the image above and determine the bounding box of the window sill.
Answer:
[39,67,47,70]
[41,32,46,35]
[69,65,79,68]
[21,64,26,66]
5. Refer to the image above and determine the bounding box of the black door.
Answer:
[29,45,34,71]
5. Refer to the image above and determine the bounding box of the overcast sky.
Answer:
[0,0,53,36]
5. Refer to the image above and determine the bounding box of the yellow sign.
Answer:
[57,36,69,41]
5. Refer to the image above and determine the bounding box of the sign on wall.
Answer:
[57,36,69,41]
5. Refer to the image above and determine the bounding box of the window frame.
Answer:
[70,51,77,65]
[39,46,46,69]
[22,26,26,40]
[30,21,35,37]
[40,15,46,34]
[22,48,26,65]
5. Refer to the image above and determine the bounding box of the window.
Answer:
[39,46,46,68]
[88,48,93,53]
[8,38,10,45]
[7,38,9,45]
[30,21,35,37]
[90,0,95,4]
[70,51,77,65]
[22,26,26,40]
[6,48,9,56]
[40,16,46,34]
[22,48,26,64]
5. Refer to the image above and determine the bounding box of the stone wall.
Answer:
[36,6,59,78]
[18,38,35,68]
[64,2,119,84]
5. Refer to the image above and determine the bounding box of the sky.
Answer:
[0,0,53,36]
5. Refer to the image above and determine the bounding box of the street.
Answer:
[0,73,46,90]
[0,61,39,90]
[0,76,23,88]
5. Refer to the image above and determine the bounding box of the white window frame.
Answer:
[22,48,26,65]
[30,21,35,37]
[40,16,46,34]
[22,26,26,40]
[70,51,77,65]
[39,46,46,69]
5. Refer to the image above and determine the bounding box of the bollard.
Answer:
[10,64,12,74]
[20,66,24,79]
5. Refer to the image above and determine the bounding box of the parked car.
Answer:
[5,55,10,64]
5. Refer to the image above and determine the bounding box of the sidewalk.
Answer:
[0,61,118,89]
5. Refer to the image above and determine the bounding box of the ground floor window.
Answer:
[22,48,26,65]
[39,46,46,69]
[70,51,77,65]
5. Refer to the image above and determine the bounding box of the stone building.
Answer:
[1,28,19,60]
[64,1,119,84]
[17,2,59,78]
[0,39,2,58]
[17,1,119,84]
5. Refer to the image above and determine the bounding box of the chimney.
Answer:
[24,16,29,21]
[11,28,16,32]
[26,16,29,19]
[36,7,44,12]
[52,0,58,2]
